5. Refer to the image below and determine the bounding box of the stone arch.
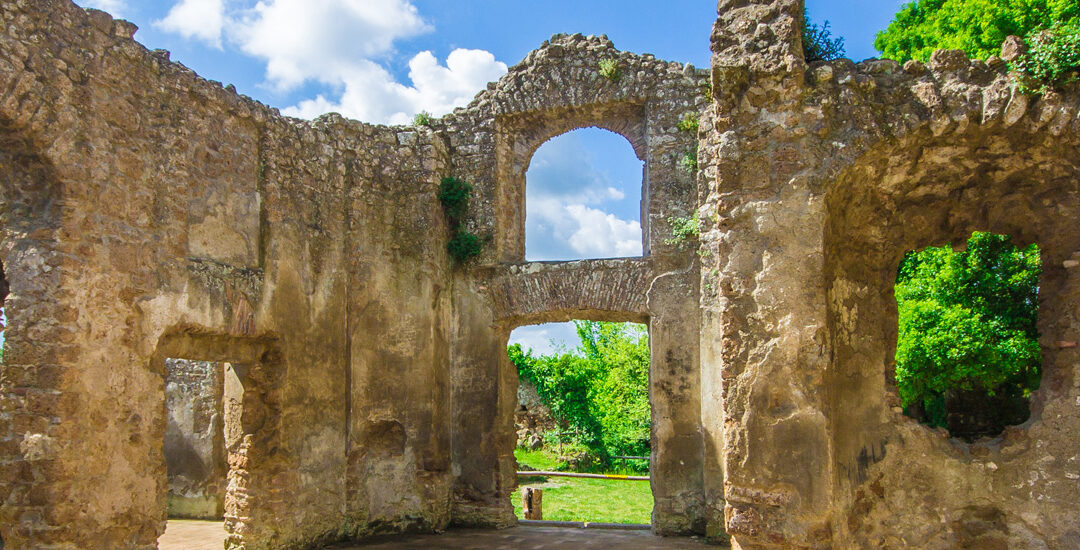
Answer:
[495,101,649,262]
[823,124,1080,546]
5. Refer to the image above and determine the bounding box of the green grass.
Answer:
[514,448,653,524]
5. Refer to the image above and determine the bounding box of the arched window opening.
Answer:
[894,231,1041,441]
[525,128,644,261]
[507,320,652,524]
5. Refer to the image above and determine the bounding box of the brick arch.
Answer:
[481,258,651,327]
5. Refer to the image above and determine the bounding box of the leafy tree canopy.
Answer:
[875,0,1080,62]
[895,232,1041,428]
[509,321,650,464]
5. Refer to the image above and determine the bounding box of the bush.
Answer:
[875,0,1079,62]
[438,176,485,263]
[438,177,472,224]
[1015,21,1080,94]
[598,58,622,81]
[447,231,483,262]
[803,8,846,63]
[895,232,1041,437]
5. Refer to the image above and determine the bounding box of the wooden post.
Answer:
[521,487,543,520]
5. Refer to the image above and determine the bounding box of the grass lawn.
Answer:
[513,448,653,524]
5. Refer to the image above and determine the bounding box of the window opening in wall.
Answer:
[158,358,243,549]
[894,231,1041,441]
[508,320,652,524]
[525,128,644,261]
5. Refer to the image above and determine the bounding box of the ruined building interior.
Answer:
[1,0,1079,548]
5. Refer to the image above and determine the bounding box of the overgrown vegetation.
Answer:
[803,8,846,62]
[509,321,650,470]
[665,212,700,246]
[413,110,433,127]
[438,177,485,263]
[677,113,699,134]
[875,0,1079,62]
[680,150,697,174]
[598,58,622,81]
[895,232,1041,438]
[1014,21,1080,93]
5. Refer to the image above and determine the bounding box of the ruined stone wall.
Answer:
[4,0,1079,548]
[703,0,1080,548]
[163,359,226,520]
[432,34,710,534]
[0,2,453,548]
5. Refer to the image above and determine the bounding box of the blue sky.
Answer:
[73,0,907,354]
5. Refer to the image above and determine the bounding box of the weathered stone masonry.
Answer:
[0,0,1078,549]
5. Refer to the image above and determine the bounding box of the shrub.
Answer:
[447,230,484,262]
[803,8,846,63]
[680,150,698,174]
[1014,21,1080,94]
[438,176,485,263]
[598,58,622,81]
[677,113,699,134]
[895,232,1041,437]
[665,212,700,246]
[700,78,713,103]
[413,110,433,126]
[438,177,472,225]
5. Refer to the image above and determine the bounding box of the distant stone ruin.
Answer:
[0,1,1078,548]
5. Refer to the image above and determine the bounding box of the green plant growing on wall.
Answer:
[665,212,701,246]
[680,150,698,174]
[803,8,846,62]
[438,176,484,263]
[1014,21,1080,94]
[699,78,713,103]
[413,110,433,126]
[677,112,699,133]
[895,232,1041,435]
[598,58,622,81]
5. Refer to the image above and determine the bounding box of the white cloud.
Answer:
[153,0,506,124]
[155,0,227,48]
[509,322,579,356]
[76,0,127,16]
[564,204,642,258]
[282,49,506,124]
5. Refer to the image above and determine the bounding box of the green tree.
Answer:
[895,232,1041,429]
[509,321,651,464]
[875,0,1079,62]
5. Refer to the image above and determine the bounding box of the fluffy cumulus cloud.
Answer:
[283,48,506,124]
[155,0,228,48]
[525,130,644,261]
[154,0,506,123]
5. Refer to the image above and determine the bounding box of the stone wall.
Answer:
[163,359,226,519]
[0,0,1078,548]
[702,0,1080,548]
